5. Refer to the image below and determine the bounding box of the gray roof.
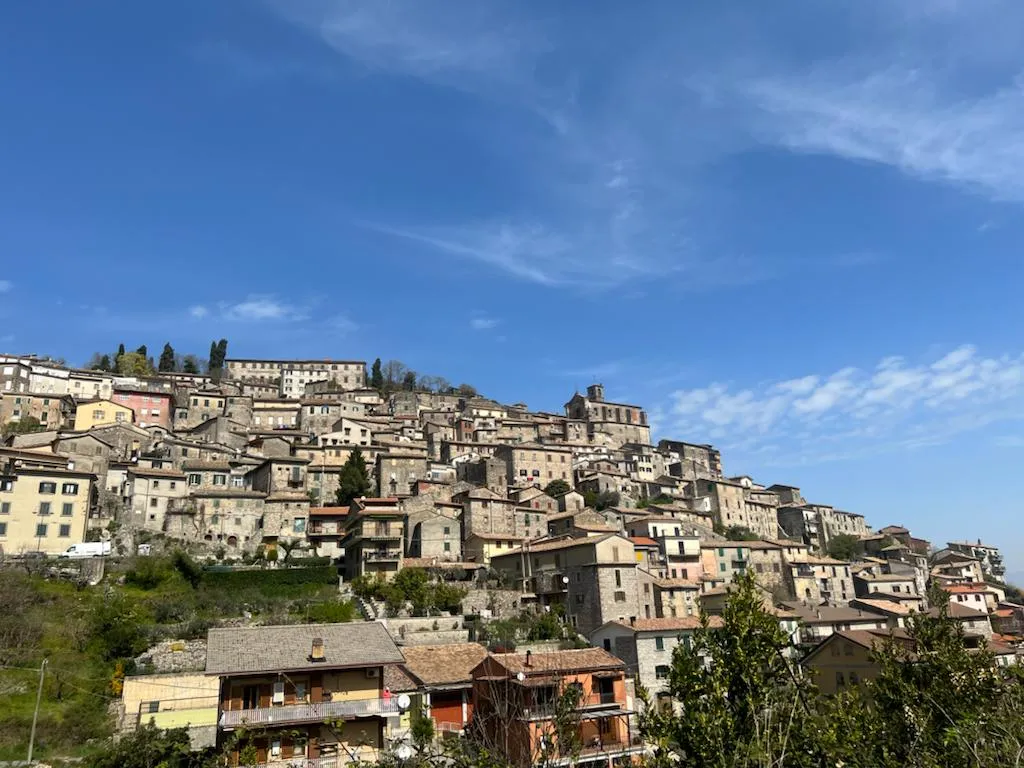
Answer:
[206,622,403,675]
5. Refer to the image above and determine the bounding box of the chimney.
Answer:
[309,637,325,662]
[525,650,533,667]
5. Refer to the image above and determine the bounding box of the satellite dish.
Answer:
[396,693,412,711]
[395,744,414,761]
[516,671,526,682]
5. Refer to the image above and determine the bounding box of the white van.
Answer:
[59,541,111,559]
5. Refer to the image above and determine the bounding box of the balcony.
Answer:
[521,692,629,721]
[359,529,403,541]
[363,550,401,562]
[241,751,375,768]
[550,741,646,766]
[309,523,341,536]
[220,696,401,729]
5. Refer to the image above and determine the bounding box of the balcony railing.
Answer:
[221,697,400,728]
[240,752,376,768]
[363,551,401,562]
[521,691,627,720]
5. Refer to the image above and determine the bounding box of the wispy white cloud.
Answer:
[222,295,309,322]
[470,314,499,331]
[188,305,209,319]
[664,345,1024,464]
[0,281,11,293]
[737,66,1024,203]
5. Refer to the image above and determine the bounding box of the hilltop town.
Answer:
[0,348,1019,766]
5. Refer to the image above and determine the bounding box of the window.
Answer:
[655,636,665,651]
[615,569,622,587]
[0,502,8,515]
[575,593,584,605]
[39,482,56,494]
[39,502,51,516]
[0,480,11,492]
[35,523,47,537]
[213,474,227,486]
[169,481,176,490]
[188,474,201,486]
[614,590,627,602]
[0,522,6,535]
[443,542,451,552]
[293,518,306,534]
[719,563,726,572]
[603,638,612,651]
[655,665,670,680]
[443,526,451,535]
[151,480,160,489]
[59,524,71,537]
[843,642,854,657]
[62,503,73,516]
[836,671,845,687]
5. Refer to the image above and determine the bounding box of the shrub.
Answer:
[124,557,172,590]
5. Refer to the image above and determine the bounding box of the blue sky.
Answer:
[2,1,1023,575]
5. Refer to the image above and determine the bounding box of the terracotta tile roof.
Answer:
[852,598,913,615]
[493,532,623,556]
[629,536,659,547]
[128,466,186,479]
[400,643,489,688]
[653,578,701,589]
[619,616,724,632]
[481,647,624,675]
[309,506,349,516]
[944,583,990,594]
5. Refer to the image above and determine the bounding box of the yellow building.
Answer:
[120,672,219,737]
[0,461,94,554]
[464,532,527,565]
[72,398,134,431]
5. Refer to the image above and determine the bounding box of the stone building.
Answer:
[564,384,651,448]
[488,533,641,636]
[125,466,188,533]
[492,442,573,489]
[0,392,73,430]
[658,439,723,479]
[376,451,429,498]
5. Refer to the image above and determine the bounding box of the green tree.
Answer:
[335,446,372,505]
[402,370,418,391]
[135,344,148,359]
[158,342,176,372]
[115,351,152,376]
[115,342,126,367]
[371,357,384,390]
[826,533,861,562]
[639,571,813,768]
[723,525,760,541]
[544,479,572,497]
[456,383,478,398]
[87,721,214,768]
[182,355,201,374]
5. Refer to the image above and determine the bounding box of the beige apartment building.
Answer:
[0,458,94,554]
[225,358,366,398]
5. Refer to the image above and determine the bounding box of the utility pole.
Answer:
[27,658,47,764]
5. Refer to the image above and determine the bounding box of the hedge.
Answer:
[201,566,338,591]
